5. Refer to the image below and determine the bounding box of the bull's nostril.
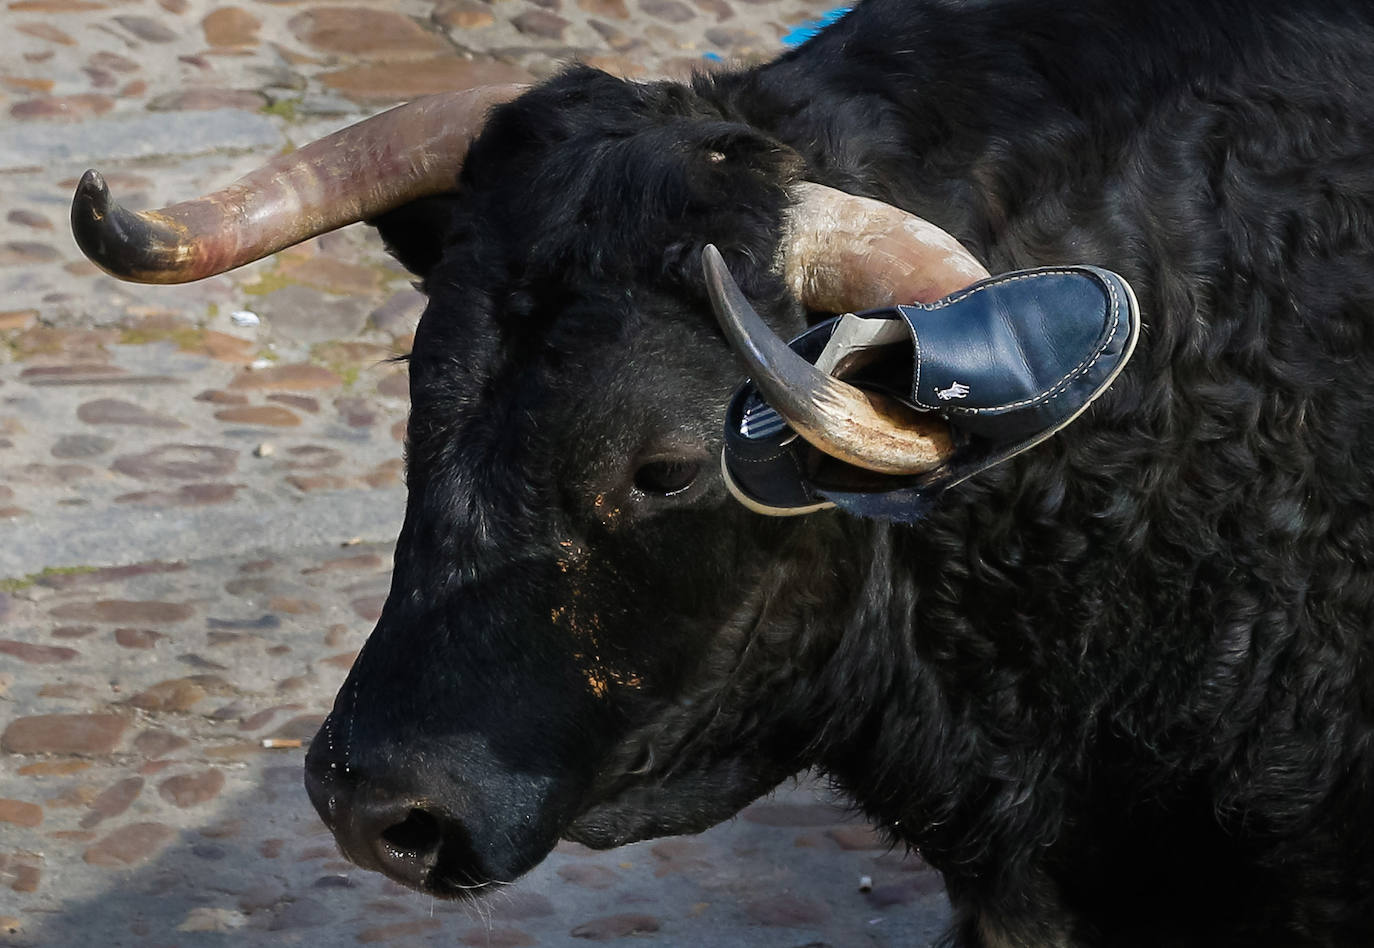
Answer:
[306,748,496,897]
[371,806,491,897]
[381,808,441,862]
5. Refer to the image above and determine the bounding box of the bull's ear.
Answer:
[368,194,463,284]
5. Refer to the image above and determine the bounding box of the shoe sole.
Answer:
[720,276,1142,518]
[720,451,837,517]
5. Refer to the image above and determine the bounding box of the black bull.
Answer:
[76,0,1374,942]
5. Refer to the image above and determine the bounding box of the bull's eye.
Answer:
[633,458,701,496]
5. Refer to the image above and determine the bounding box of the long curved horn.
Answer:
[72,84,526,284]
[706,185,988,474]
[704,244,952,475]
[781,181,989,311]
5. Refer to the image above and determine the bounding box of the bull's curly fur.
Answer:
[316,0,1374,943]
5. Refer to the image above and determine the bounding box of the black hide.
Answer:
[306,0,1374,943]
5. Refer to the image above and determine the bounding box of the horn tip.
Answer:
[70,168,170,284]
[71,169,116,272]
[701,243,723,275]
[73,169,112,220]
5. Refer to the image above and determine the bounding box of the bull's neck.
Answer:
[771,519,931,780]
[700,0,1221,271]
[783,516,1042,870]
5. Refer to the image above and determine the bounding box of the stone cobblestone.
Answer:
[0,0,954,942]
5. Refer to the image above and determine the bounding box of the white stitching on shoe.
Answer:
[903,268,1122,416]
[911,322,923,409]
[958,273,1119,414]
[725,445,801,464]
[783,443,815,501]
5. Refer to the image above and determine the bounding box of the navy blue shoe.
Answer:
[717,266,1140,519]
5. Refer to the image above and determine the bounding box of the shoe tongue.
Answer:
[813,312,910,376]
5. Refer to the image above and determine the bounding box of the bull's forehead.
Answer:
[401,289,729,544]
[407,283,694,431]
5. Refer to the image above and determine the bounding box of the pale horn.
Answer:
[704,184,990,475]
[781,181,990,311]
[71,84,526,284]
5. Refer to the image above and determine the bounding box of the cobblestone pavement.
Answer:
[1,0,954,944]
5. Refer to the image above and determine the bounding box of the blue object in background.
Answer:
[701,6,852,61]
[780,6,852,47]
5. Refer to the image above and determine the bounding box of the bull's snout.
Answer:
[304,739,483,894]
[304,710,570,896]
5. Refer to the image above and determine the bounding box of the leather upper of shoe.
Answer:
[890,266,1132,440]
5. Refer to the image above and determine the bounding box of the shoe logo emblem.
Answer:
[936,381,970,401]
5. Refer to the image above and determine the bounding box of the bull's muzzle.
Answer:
[304,715,559,896]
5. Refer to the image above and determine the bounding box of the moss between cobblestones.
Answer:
[0,565,97,594]
[4,327,71,361]
[239,265,296,297]
[118,325,206,349]
[312,358,360,388]
[309,340,397,389]
[260,97,303,123]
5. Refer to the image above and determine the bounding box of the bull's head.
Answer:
[73,71,988,896]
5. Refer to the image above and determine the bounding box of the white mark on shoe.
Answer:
[742,402,786,438]
[936,381,971,401]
